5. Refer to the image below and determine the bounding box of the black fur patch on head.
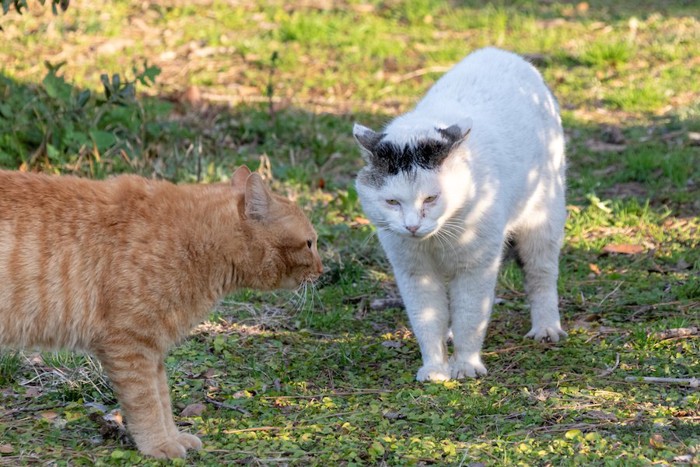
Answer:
[369,139,452,177]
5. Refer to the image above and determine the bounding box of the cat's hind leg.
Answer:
[515,222,567,343]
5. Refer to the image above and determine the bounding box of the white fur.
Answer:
[355,47,567,381]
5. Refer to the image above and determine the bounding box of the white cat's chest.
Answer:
[380,227,497,281]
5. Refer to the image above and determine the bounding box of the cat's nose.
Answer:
[405,225,419,234]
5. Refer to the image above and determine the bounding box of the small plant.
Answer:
[581,40,635,68]
[266,51,279,121]
[0,350,21,385]
[1,0,68,15]
[0,61,167,177]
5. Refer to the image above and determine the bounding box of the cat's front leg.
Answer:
[394,266,451,382]
[448,263,500,379]
[156,361,202,451]
[97,347,195,459]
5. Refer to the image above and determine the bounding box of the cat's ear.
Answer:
[231,165,252,190]
[244,173,272,220]
[353,123,383,163]
[437,118,472,149]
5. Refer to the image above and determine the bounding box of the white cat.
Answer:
[354,47,567,382]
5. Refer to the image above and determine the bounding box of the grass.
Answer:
[1,0,699,465]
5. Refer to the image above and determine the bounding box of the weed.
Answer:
[0,351,21,385]
[581,40,635,68]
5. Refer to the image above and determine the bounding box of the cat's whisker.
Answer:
[435,230,458,256]
[360,230,378,249]
[439,226,462,243]
[292,283,308,312]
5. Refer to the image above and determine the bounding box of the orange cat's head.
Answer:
[231,166,323,290]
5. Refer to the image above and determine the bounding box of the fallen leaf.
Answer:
[90,409,128,441]
[649,433,664,449]
[602,244,644,255]
[41,411,59,421]
[588,263,602,275]
[584,410,618,421]
[0,444,13,454]
[180,403,206,417]
[354,216,370,225]
[103,409,123,426]
[182,85,201,105]
[28,353,44,365]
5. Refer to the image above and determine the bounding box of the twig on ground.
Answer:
[598,353,620,376]
[484,343,539,355]
[0,402,69,418]
[205,396,251,416]
[513,420,620,436]
[624,376,699,387]
[260,389,391,400]
[223,426,282,434]
[651,327,699,340]
[598,281,623,307]
[306,411,358,422]
[389,66,451,83]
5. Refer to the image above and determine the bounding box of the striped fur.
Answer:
[0,166,323,458]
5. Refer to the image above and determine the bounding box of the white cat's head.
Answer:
[353,120,473,239]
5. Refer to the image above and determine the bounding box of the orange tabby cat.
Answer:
[0,166,323,458]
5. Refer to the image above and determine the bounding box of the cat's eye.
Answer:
[307,239,312,248]
[424,195,438,203]
[386,199,400,206]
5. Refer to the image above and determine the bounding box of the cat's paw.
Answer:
[448,355,488,379]
[138,433,201,459]
[525,325,567,343]
[176,432,202,451]
[140,439,188,459]
[416,363,451,382]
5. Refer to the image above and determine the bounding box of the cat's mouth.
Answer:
[280,273,321,290]
[400,227,437,240]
